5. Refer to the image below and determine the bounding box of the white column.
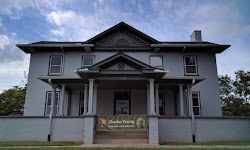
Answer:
[59,84,65,116]
[93,84,98,115]
[155,84,159,115]
[146,84,150,115]
[187,85,193,116]
[149,79,156,115]
[83,84,88,115]
[179,84,184,116]
[50,86,56,117]
[87,79,94,115]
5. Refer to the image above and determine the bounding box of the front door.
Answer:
[114,91,130,115]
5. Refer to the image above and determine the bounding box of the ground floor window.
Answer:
[192,92,201,116]
[159,92,165,116]
[45,91,59,116]
[79,91,85,115]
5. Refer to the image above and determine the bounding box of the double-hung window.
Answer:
[192,92,201,116]
[79,91,85,115]
[150,55,163,69]
[159,92,165,116]
[45,91,59,116]
[82,56,95,67]
[184,56,198,75]
[49,56,63,75]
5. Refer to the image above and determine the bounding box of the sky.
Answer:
[0,0,249,92]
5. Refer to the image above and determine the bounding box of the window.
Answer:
[79,91,85,115]
[192,92,201,116]
[150,56,163,69]
[184,56,198,75]
[45,91,59,116]
[159,92,165,116]
[82,56,94,67]
[49,56,63,75]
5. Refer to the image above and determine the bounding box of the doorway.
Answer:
[114,91,131,115]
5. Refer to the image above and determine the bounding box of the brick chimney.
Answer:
[190,30,202,42]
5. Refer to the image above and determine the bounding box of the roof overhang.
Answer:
[160,75,207,85]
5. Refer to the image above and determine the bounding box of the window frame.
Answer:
[184,56,198,76]
[45,91,60,116]
[158,91,165,116]
[82,55,95,67]
[149,55,163,69]
[192,91,201,116]
[48,55,63,75]
[79,91,85,116]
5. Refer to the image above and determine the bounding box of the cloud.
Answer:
[0,35,30,92]
[0,0,33,19]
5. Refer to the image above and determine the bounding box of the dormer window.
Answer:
[49,56,63,75]
[82,55,95,67]
[184,56,198,75]
[150,55,163,69]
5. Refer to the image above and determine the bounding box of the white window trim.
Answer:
[49,56,63,75]
[149,55,163,69]
[82,55,95,67]
[45,91,60,116]
[192,92,201,116]
[184,56,198,75]
[159,91,165,116]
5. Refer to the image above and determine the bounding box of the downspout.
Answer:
[48,79,55,141]
[190,79,196,143]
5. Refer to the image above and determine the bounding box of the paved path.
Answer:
[1,144,250,149]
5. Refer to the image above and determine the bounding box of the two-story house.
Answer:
[16,22,231,144]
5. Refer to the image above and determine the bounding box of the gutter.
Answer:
[16,44,94,48]
[190,79,196,143]
[47,79,55,141]
[151,44,230,48]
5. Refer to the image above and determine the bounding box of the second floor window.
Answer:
[184,56,197,75]
[150,55,163,69]
[82,56,94,67]
[49,56,63,75]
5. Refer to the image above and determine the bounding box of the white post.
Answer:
[83,84,88,115]
[179,84,184,116]
[155,84,159,115]
[93,84,98,115]
[48,85,56,140]
[59,84,65,116]
[149,79,156,115]
[87,79,94,115]
[146,84,150,115]
[187,85,193,116]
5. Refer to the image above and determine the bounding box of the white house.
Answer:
[1,22,249,144]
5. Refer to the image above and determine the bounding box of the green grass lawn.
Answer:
[0,148,247,150]
[0,141,82,146]
[163,141,250,146]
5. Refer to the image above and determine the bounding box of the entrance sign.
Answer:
[97,115,147,131]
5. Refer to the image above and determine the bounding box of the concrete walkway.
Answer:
[1,144,250,149]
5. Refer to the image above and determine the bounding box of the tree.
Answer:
[219,70,250,116]
[0,86,26,116]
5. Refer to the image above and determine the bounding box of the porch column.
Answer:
[146,84,150,115]
[187,85,193,116]
[93,84,98,115]
[59,84,65,116]
[87,79,94,115]
[179,84,184,116]
[155,84,159,115]
[83,84,88,115]
[149,79,156,115]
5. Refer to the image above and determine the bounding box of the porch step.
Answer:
[95,139,149,144]
[95,131,148,144]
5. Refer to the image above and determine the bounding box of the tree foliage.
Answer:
[219,70,250,116]
[0,86,26,116]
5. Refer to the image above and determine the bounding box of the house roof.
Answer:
[16,22,230,53]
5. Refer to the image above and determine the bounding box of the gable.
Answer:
[104,62,137,71]
[85,22,160,46]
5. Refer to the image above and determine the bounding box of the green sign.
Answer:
[96,115,147,131]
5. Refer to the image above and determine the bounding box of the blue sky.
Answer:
[0,0,249,92]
